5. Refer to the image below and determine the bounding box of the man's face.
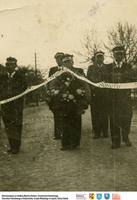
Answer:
[6,62,16,73]
[114,52,124,63]
[63,60,73,68]
[96,55,104,65]
[56,57,63,66]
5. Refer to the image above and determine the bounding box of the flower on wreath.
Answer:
[46,71,89,114]
[62,91,76,103]
[51,89,60,96]
[59,72,75,85]
[76,89,85,96]
[64,81,70,87]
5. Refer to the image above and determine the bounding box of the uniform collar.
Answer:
[7,67,19,78]
[96,63,104,68]
[114,61,123,68]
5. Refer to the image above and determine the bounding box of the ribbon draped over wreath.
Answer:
[0,67,137,105]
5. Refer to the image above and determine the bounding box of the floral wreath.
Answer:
[46,72,89,115]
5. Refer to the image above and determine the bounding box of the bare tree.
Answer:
[76,29,102,63]
[106,22,137,64]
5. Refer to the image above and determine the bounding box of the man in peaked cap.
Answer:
[61,53,74,67]
[49,52,64,77]
[87,51,109,139]
[106,45,136,149]
[47,52,65,140]
[60,53,90,150]
[6,57,17,62]
[1,57,27,154]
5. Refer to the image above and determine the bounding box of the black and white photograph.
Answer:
[0,0,137,192]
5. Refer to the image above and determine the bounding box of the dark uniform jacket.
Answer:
[60,66,90,148]
[1,67,27,121]
[0,65,8,101]
[87,63,109,109]
[105,62,136,126]
[0,66,27,152]
[6,68,27,98]
[49,66,62,77]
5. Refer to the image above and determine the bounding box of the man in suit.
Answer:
[49,52,64,77]
[0,65,7,130]
[107,46,134,149]
[0,64,7,101]
[87,51,109,139]
[48,52,64,140]
[1,57,27,154]
[60,54,90,150]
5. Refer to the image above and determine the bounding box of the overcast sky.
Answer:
[0,0,137,69]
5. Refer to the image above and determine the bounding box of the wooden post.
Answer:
[34,52,39,106]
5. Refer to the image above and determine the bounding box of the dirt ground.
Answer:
[0,103,137,191]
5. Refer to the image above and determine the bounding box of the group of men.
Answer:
[88,46,136,149]
[50,46,136,150]
[0,45,135,154]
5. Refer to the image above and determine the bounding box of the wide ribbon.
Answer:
[0,67,136,105]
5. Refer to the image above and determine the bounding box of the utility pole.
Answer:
[35,52,37,76]
[34,52,39,106]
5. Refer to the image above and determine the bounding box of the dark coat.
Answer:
[87,63,109,109]
[48,66,61,77]
[0,65,8,101]
[1,66,27,151]
[1,67,27,122]
[60,67,88,148]
[106,62,135,126]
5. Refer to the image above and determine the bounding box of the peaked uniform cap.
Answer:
[94,51,104,56]
[112,46,125,53]
[6,57,17,63]
[54,52,64,59]
[62,54,73,62]
[95,51,105,56]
